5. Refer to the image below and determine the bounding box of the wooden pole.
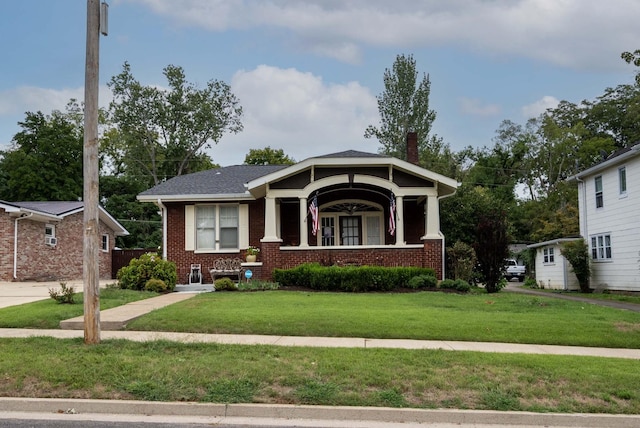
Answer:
[83,0,101,344]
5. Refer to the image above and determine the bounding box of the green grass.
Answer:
[0,336,639,414]
[126,290,640,348]
[0,288,159,329]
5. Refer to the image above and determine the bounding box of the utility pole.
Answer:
[83,0,107,344]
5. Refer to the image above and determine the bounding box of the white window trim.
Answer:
[590,233,612,262]
[543,247,555,265]
[618,166,627,198]
[594,175,603,208]
[187,204,244,253]
[101,234,109,252]
[44,224,57,246]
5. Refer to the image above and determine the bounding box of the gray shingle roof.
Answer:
[313,150,388,159]
[13,201,84,216]
[139,165,289,197]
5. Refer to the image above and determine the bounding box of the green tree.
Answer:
[475,200,510,294]
[621,49,640,85]
[107,62,243,185]
[365,54,440,161]
[100,175,162,248]
[0,110,83,201]
[560,239,591,293]
[244,147,295,165]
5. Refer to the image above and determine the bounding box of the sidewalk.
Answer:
[0,281,639,359]
[2,281,640,426]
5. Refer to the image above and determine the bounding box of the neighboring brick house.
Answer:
[137,134,459,283]
[0,201,128,282]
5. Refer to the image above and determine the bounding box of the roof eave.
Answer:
[568,144,640,181]
[246,156,460,195]
[137,193,256,203]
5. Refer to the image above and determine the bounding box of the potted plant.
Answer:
[245,246,260,262]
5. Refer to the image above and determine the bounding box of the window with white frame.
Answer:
[619,166,627,196]
[101,234,109,252]
[543,247,555,264]
[195,205,238,250]
[590,233,612,261]
[594,175,603,208]
[44,224,56,246]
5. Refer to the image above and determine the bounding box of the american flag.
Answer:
[309,193,319,236]
[388,192,396,236]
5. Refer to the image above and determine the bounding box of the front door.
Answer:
[340,216,361,245]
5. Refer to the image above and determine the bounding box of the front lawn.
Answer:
[126,290,640,348]
[0,288,159,329]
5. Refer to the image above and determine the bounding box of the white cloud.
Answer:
[0,86,113,117]
[207,65,380,165]
[521,95,560,118]
[459,97,501,117]
[131,0,640,70]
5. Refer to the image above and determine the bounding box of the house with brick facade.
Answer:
[0,201,128,282]
[137,135,459,283]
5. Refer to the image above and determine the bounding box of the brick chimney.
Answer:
[406,132,419,165]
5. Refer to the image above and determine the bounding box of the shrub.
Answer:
[215,277,237,291]
[272,263,436,292]
[48,282,76,304]
[144,278,169,293]
[447,241,477,283]
[407,274,437,289]
[439,279,471,293]
[117,252,177,292]
[524,277,538,289]
[237,280,280,291]
[454,279,471,293]
[439,279,456,290]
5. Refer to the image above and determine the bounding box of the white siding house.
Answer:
[569,143,640,291]
[527,238,581,290]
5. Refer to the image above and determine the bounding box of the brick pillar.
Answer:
[423,238,443,280]
[260,241,281,281]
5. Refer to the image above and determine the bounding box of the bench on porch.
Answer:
[209,258,244,284]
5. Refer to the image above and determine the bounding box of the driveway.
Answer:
[0,279,115,309]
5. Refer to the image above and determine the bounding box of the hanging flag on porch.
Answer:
[389,192,396,236]
[309,192,319,235]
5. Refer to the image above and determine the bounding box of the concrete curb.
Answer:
[1,398,639,427]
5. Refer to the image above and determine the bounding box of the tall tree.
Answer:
[365,54,440,161]
[621,49,640,85]
[0,110,83,201]
[107,62,243,185]
[244,147,295,165]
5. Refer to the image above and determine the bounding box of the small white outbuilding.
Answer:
[527,238,581,291]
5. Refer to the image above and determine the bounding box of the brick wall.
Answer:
[165,202,444,283]
[0,209,14,281]
[4,212,115,282]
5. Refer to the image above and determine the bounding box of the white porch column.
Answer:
[299,197,309,247]
[263,195,280,242]
[422,194,440,239]
[394,195,405,245]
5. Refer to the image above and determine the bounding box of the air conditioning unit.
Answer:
[45,236,57,246]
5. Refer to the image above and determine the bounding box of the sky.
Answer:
[1,0,639,168]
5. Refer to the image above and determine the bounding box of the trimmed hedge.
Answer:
[273,263,436,292]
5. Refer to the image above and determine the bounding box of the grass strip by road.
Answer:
[0,336,638,414]
[0,288,159,329]
[126,290,640,348]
